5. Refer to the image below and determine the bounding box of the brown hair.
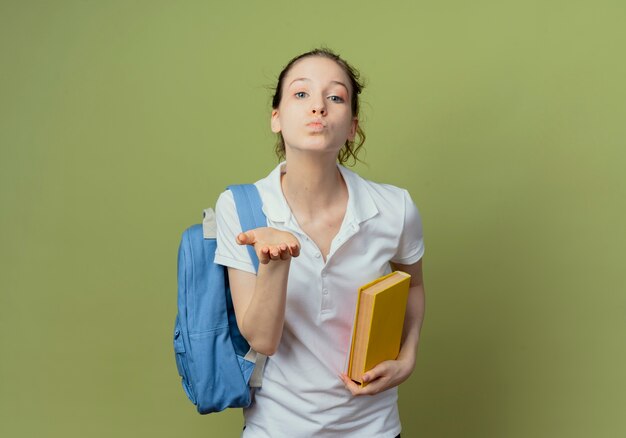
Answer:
[271,47,366,166]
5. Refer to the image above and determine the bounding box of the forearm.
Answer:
[240,258,291,356]
[397,282,425,371]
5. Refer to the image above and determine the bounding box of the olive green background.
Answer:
[1,1,625,437]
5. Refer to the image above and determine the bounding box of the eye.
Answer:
[329,95,345,103]
[295,91,308,99]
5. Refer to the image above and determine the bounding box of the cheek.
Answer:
[282,111,302,130]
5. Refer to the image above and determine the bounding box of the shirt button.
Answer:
[315,252,321,258]
[323,289,328,295]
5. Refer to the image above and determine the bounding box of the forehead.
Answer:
[284,56,352,93]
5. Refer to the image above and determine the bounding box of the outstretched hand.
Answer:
[236,227,301,264]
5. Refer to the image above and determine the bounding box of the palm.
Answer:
[236,227,301,264]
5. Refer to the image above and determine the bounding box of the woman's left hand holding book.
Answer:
[339,357,415,396]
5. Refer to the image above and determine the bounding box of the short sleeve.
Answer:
[391,189,425,265]
[214,190,256,274]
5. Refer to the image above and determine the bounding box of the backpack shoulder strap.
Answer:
[226,183,268,388]
[227,184,266,273]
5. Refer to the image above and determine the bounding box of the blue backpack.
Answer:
[174,184,268,414]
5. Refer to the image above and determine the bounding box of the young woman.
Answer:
[214,48,425,438]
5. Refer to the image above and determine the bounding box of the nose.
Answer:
[311,97,326,116]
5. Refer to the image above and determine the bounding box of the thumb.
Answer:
[236,230,256,246]
[363,362,388,383]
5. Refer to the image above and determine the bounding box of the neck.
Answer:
[280,151,347,219]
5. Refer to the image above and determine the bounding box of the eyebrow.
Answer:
[288,77,350,94]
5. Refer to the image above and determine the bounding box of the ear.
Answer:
[271,109,281,133]
[347,117,358,141]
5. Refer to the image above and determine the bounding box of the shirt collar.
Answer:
[259,161,379,226]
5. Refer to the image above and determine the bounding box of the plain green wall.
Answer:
[1,1,625,436]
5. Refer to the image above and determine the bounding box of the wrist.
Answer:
[397,348,417,373]
[258,256,292,270]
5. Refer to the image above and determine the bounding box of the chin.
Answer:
[286,139,343,154]
[292,146,342,157]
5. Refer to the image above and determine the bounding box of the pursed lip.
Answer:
[306,119,326,127]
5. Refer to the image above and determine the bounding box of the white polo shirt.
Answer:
[214,161,424,438]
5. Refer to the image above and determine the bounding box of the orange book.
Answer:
[347,271,411,387]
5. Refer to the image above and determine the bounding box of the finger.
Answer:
[258,247,270,264]
[236,231,255,245]
[288,242,301,257]
[357,377,386,396]
[339,374,364,396]
[279,243,291,260]
[362,361,390,384]
[269,246,281,261]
